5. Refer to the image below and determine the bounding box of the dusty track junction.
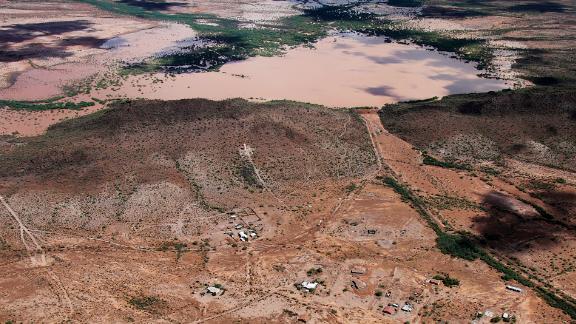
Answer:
[1,0,576,323]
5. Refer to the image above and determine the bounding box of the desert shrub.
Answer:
[345,182,357,193]
[307,268,323,276]
[129,296,162,310]
[422,154,471,170]
[433,274,460,287]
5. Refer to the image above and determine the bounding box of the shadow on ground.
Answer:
[472,191,575,252]
[0,20,106,62]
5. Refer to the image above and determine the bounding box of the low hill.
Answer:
[0,98,376,233]
[379,86,576,171]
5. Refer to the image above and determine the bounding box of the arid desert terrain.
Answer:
[1,0,576,323]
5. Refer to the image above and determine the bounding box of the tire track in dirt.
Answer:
[0,195,74,317]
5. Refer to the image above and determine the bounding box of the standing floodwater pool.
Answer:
[103,33,515,107]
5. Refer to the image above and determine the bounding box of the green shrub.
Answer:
[345,182,357,193]
[433,273,460,287]
[129,296,161,310]
[0,99,95,111]
[422,154,471,170]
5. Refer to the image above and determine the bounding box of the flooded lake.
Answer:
[101,33,513,107]
[99,34,512,107]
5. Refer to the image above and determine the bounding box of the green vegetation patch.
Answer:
[0,99,95,111]
[128,295,164,312]
[345,182,358,193]
[422,153,471,170]
[432,273,460,287]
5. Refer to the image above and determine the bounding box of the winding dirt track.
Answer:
[0,195,75,317]
[0,195,46,266]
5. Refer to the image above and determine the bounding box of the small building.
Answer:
[503,313,510,320]
[367,229,377,235]
[301,281,318,291]
[388,303,399,308]
[207,286,222,296]
[484,310,494,318]
[506,285,523,293]
[235,224,243,230]
[401,304,413,312]
[383,306,396,315]
[238,231,249,241]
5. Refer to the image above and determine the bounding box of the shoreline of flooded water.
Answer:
[92,33,515,107]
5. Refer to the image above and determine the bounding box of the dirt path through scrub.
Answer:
[0,195,46,266]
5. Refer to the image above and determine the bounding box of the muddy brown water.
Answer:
[97,33,513,107]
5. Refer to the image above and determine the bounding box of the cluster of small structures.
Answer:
[382,302,413,315]
[224,208,262,243]
[347,265,417,317]
[477,310,516,323]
